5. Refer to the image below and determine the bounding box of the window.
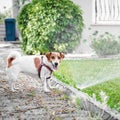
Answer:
[92,0,120,25]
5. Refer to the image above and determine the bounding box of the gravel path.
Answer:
[0,42,102,120]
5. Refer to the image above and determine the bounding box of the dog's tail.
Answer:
[7,51,21,68]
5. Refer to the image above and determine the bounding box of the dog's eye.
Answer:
[58,56,61,59]
[51,56,55,59]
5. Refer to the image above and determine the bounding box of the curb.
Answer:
[51,77,120,120]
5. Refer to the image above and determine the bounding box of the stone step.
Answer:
[0,29,5,32]
[0,25,5,29]
[0,24,5,40]
[0,27,5,29]
[0,24,5,26]
[0,35,5,37]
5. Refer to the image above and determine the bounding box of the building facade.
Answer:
[72,0,120,53]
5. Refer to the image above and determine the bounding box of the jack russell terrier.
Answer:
[6,51,64,92]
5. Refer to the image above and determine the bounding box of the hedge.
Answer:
[17,0,84,54]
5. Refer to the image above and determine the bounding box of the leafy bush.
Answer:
[0,10,12,23]
[17,0,84,54]
[0,12,6,23]
[91,32,120,57]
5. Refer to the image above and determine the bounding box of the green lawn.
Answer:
[83,78,120,112]
[54,59,120,112]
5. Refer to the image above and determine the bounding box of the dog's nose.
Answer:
[55,62,58,66]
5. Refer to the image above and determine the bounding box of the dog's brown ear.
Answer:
[45,52,52,60]
[60,52,65,59]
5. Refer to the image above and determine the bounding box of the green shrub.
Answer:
[91,32,120,57]
[0,12,6,23]
[17,0,84,54]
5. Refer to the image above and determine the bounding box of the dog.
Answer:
[6,51,64,92]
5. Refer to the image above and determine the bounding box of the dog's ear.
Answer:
[45,52,52,60]
[60,52,65,59]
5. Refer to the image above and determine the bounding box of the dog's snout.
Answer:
[55,62,58,66]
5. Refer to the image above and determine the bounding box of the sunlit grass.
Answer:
[54,59,120,112]
[83,78,120,112]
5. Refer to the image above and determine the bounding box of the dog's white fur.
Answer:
[6,51,64,92]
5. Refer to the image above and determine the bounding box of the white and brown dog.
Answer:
[6,51,64,92]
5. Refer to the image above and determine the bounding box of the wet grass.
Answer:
[83,78,120,112]
[54,59,120,112]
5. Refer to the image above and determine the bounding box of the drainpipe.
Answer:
[11,0,31,40]
[11,0,20,18]
[11,0,20,40]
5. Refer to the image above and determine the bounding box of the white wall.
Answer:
[72,0,120,53]
[0,0,12,13]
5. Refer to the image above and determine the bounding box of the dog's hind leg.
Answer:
[6,66,20,92]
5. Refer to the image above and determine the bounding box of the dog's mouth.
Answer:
[53,63,58,70]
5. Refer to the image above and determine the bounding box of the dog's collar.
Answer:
[38,56,53,79]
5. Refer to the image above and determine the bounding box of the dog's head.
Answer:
[46,52,65,70]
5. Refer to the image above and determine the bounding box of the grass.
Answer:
[83,78,120,112]
[54,59,120,112]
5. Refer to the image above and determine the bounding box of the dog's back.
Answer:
[7,51,40,74]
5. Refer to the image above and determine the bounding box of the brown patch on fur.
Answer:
[34,57,40,70]
[45,52,52,61]
[7,57,15,68]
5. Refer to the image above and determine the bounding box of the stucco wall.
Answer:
[72,0,120,53]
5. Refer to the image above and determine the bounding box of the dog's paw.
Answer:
[11,86,17,92]
[11,88,16,92]
[44,88,50,92]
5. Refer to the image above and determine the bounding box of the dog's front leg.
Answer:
[41,77,50,92]
[47,78,55,89]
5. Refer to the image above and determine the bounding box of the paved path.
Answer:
[0,42,99,120]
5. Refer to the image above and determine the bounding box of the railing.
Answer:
[92,0,120,25]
